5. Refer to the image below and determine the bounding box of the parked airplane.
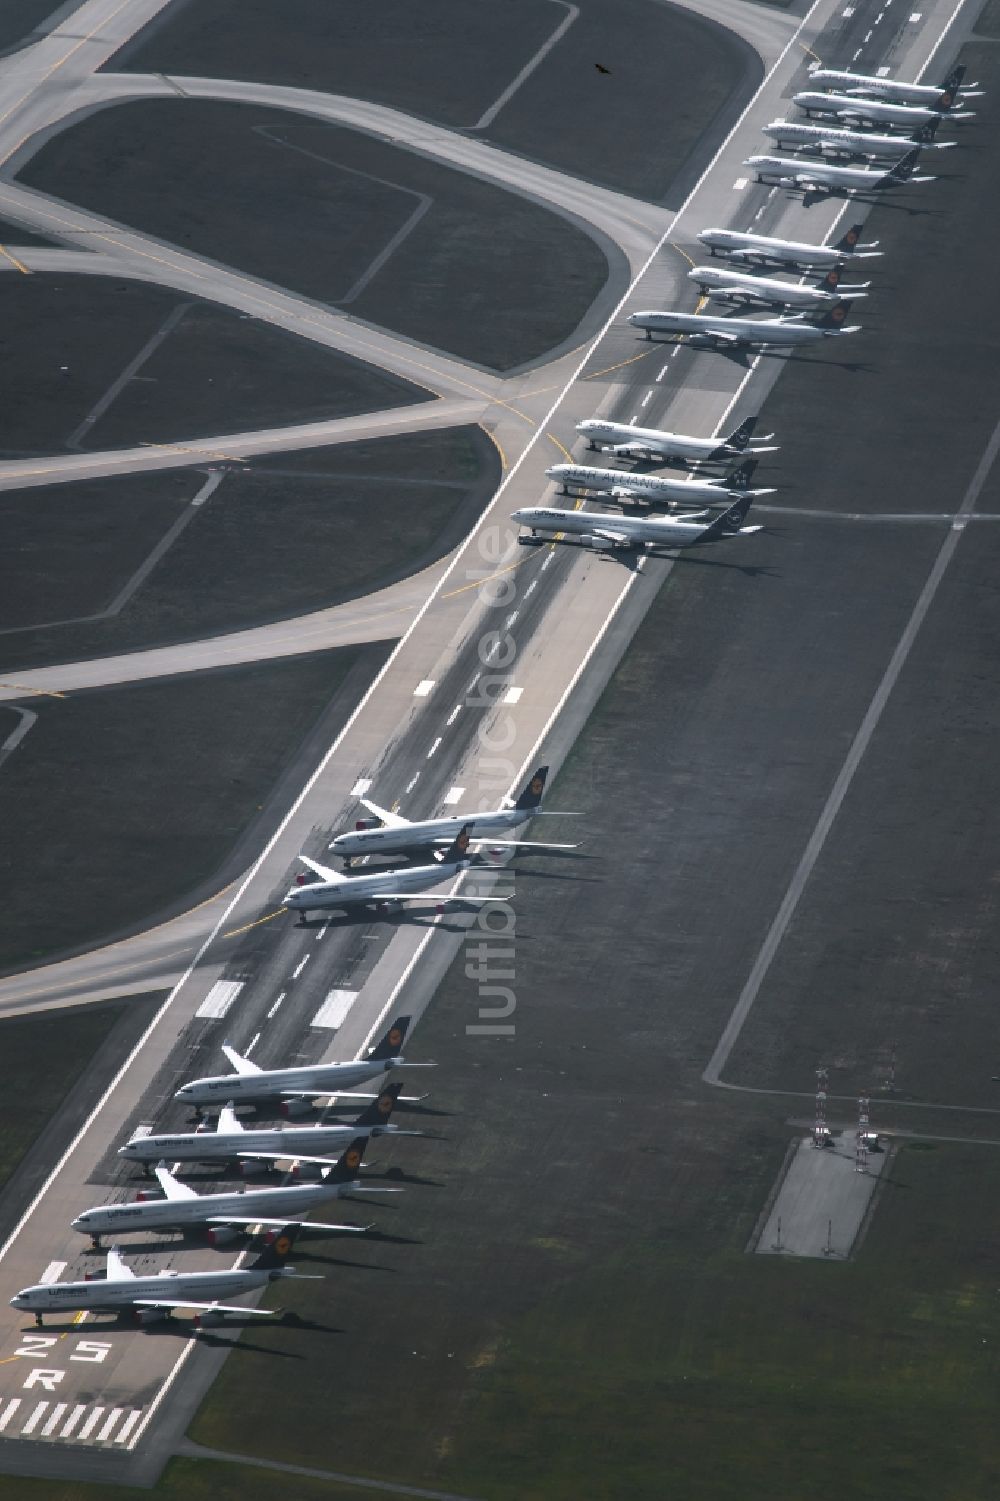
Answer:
[72,1136,389,1248]
[689,263,868,312]
[762,118,954,159]
[512,492,761,552]
[175,1016,430,1115]
[11,1231,312,1328]
[282,825,506,918]
[628,301,860,347]
[807,63,975,107]
[122,1084,417,1174]
[574,414,777,467]
[545,457,771,507]
[329,766,576,864]
[793,89,975,128]
[745,147,935,193]
[696,222,879,269]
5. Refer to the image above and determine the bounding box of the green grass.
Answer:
[0,1457,383,1501]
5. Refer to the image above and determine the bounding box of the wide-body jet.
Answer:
[807,63,973,107]
[696,222,879,269]
[282,825,505,918]
[793,89,974,128]
[575,414,776,467]
[689,263,868,311]
[628,301,860,347]
[512,492,761,552]
[745,147,934,193]
[762,118,954,159]
[545,457,770,507]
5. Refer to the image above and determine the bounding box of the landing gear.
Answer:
[90,1235,102,1251]
[34,1314,43,1329]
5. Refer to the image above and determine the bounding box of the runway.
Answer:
[0,0,977,1481]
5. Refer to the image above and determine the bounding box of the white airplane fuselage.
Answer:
[690,265,860,309]
[575,419,735,463]
[72,1177,349,1238]
[696,227,879,269]
[807,68,962,104]
[747,154,909,191]
[331,806,525,859]
[762,121,950,157]
[628,310,856,346]
[11,1265,277,1317]
[175,1056,402,1109]
[121,1121,394,1164]
[546,463,741,504]
[793,90,957,127]
[282,853,472,912]
[515,505,719,549]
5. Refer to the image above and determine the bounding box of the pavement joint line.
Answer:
[704,408,1000,1086]
[66,300,193,449]
[472,0,579,130]
[178,1441,487,1501]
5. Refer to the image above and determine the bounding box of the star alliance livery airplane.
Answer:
[806,63,976,108]
[544,457,772,508]
[761,117,955,160]
[574,414,777,467]
[793,89,975,128]
[512,491,762,553]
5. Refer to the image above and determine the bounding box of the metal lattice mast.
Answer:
[813,1067,830,1147]
[856,1096,870,1174]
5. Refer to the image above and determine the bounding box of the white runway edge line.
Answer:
[0,0,896,1453]
[701,0,975,1086]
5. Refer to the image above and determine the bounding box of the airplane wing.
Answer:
[131,1298,278,1316]
[105,1247,136,1281]
[698,329,743,345]
[206,1215,372,1233]
[236,1150,342,1168]
[591,527,631,545]
[216,1103,244,1133]
[467,838,579,850]
[298,854,340,883]
[363,893,512,904]
[358,797,409,829]
[154,1164,199,1200]
[221,1043,262,1077]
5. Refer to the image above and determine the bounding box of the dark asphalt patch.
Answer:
[0,644,390,973]
[0,426,499,673]
[0,274,428,459]
[105,0,559,129]
[19,102,612,372]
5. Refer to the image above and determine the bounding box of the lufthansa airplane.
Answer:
[628,301,860,347]
[744,146,934,194]
[696,222,879,269]
[793,89,975,128]
[544,457,771,507]
[512,492,761,553]
[574,414,776,467]
[806,63,975,107]
[761,118,954,160]
[689,263,868,312]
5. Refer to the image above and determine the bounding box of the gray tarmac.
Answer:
[19,101,614,372]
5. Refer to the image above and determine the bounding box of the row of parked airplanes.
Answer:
[10,768,583,1325]
[511,62,976,556]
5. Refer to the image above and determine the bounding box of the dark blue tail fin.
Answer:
[513,767,548,811]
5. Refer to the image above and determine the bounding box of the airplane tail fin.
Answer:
[367,1016,411,1062]
[814,263,842,292]
[726,458,758,492]
[700,492,754,542]
[936,65,965,108]
[834,221,871,255]
[812,299,853,329]
[354,1081,404,1128]
[720,415,758,453]
[914,117,940,144]
[249,1224,301,1270]
[888,146,921,181]
[328,1135,370,1184]
[438,823,473,864]
[513,766,549,811]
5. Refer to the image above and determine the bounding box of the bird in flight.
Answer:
[595,63,611,74]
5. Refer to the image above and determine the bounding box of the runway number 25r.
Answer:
[14,1334,111,1387]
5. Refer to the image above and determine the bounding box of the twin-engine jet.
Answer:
[282,825,505,918]
[545,457,771,507]
[11,1233,309,1328]
[793,89,975,128]
[689,262,868,312]
[628,301,860,347]
[175,1016,430,1114]
[696,222,879,270]
[745,146,935,194]
[122,1084,417,1171]
[762,118,954,159]
[512,492,761,553]
[72,1135,391,1248]
[807,63,975,107]
[329,766,576,863]
[575,414,777,467]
